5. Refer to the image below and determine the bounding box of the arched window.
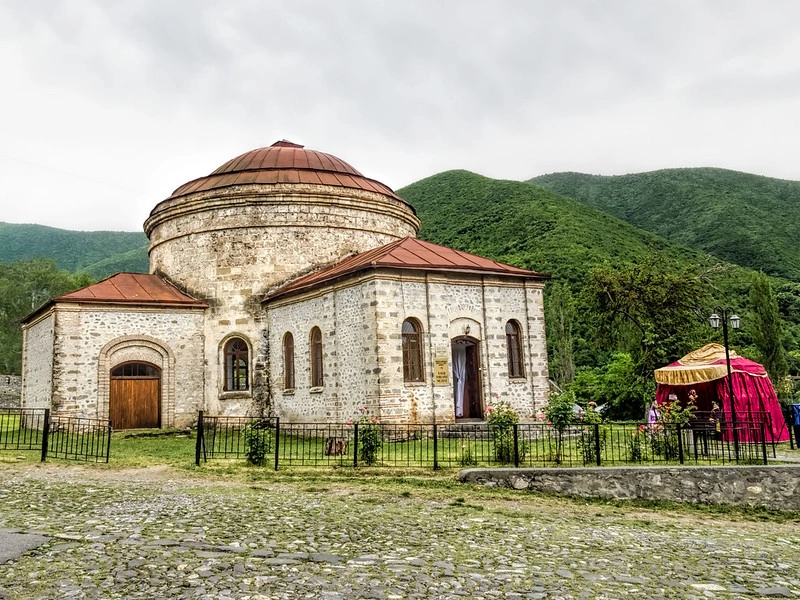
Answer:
[283,332,295,390]
[402,319,424,382]
[310,327,323,388]
[505,320,525,378]
[224,337,249,391]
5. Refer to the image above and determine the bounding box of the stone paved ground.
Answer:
[0,463,799,599]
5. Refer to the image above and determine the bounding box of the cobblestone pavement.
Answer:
[0,464,799,599]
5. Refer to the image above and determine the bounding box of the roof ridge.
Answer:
[264,237,548,302]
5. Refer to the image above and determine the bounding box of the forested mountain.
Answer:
[528,168,800,282]
[0,222,148,278]
[398,170,714,285]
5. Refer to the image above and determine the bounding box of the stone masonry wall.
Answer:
[267,281,380,422]
[48,304,205,427]
[20,311,55,410]
[374,273,548,424]
[459,465,800,510]
[267,271,548,424]
[146,185,419,300]
[0,374,22,408]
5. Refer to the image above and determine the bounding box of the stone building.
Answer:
[21,141,549,428]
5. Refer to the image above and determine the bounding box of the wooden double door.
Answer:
[109,362,161,429]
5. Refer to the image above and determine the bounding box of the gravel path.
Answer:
[0,463,799,599]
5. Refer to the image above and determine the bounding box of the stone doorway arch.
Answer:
[98,335,175,428]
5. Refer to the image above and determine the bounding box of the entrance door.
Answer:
[109,362,161,429]
[452,337,483,419]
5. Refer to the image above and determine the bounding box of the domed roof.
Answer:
[166,140,402,201]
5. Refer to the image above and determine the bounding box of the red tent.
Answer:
[654,343,788,443]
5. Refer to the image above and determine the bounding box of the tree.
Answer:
[0,259,92,374]
[545,282,576,385]
[582,256,709,416]
[749,271,789,397]
[584,256,710,373]
[570,353,656,420]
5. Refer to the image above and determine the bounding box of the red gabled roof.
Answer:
[56,273,206,306]
[22,273,206,324]
[265,237,548,301]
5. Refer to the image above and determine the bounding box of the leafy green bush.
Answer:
[628,425,648,462]
[649,396,696,460]
[575,402,605,465]
[459,443,477,467]
[485,400,520,464]
[350,407,382,466]
[243,420,274,466]
[544,391,576,464]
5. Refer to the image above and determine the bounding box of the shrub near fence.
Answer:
[195,412,771,470]
[0,407,112,462]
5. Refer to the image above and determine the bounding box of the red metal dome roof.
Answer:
[166,140,402,201]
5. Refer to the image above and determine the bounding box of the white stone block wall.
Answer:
[205,318,266,419]
[33,303,205,427]
[266,280,381,422]
[266,271,549,424]
[377,273,549,423]
[20,311,55,410]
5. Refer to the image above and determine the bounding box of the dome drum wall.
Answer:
[145,183,420,300]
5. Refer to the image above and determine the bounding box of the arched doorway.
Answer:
[109,362,161,429]
[452,336,483,420]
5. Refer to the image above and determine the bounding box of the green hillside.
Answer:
[528,168,800,282]
[0,222,148,278]
[398,170,711,285]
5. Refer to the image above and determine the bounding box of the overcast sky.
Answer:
[1,1,799,232]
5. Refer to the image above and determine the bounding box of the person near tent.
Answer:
[710,400,721,433]
[653,343,788,443]
[647,401,660,425]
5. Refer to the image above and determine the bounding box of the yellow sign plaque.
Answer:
[433,358,449,385]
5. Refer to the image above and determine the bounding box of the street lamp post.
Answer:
[709,308,741,459]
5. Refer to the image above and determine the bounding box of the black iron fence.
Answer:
[195,411,771,469]
[0,407,111,462]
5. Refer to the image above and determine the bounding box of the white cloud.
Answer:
[1,0,799,230]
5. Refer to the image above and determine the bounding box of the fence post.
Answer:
[41,409,50,462]
[513,424,520,468]
[766,413,776,458]
[195,411,204,467]
[274,418,280,471]
[353,423,359,468]
[433,424,438,471]
[761,421,768,465]
[677,423,684,464]
[591,423,600,466]
[105,421,113,463]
